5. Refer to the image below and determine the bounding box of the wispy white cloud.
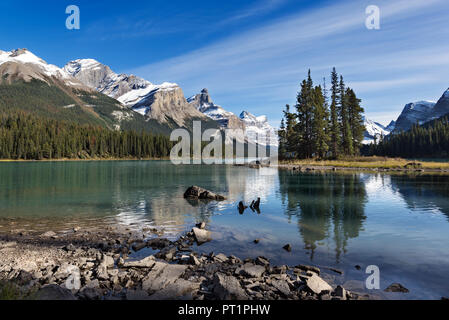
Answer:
[222,0,288,23]
[129,0,449,125]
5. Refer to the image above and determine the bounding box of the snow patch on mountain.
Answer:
[187,89,243,130]
[240,111,279,147]
[118,83,179,108]
[394,100,437,132]
[0,49,84,87]
[64,59,153,99]
[363,117,392,145]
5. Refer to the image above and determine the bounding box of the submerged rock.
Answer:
[184,186,225,201]
[384,283,409,293]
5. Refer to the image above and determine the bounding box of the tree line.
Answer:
[278,69,365,159]
[0,112,174,160]
[364,114,449,158]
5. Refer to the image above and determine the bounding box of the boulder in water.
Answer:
[184,186,225,201]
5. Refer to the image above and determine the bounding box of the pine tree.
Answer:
[330,68,340,158]
[338,75,353,155]
[295,70,315,158]
[346,88,365,154]
[311,86,330,158]
[278,118,287,157]
[284,104,298,155]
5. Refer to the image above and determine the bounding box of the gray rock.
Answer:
[214,253,228,263]
[101,255,115,268]
[237,263,266,278]
[255,256,270,266]
[122,256,156,269]
[192,228,212,245]
[142,262,187,293]
[213,273,248,300]
[148,279,200,300]
[35,285,77,300]
[305,274,333,295]
[271,279,291,297]
[295,264,321,275]
[184,186,225,201]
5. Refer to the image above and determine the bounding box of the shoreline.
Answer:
[277,163,449,174]
[2,157,449,174]
[0,225,376,301]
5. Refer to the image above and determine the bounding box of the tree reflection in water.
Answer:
[279,171,367,263]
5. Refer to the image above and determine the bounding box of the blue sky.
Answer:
[1,0,449,127]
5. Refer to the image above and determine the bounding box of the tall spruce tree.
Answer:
[278,118,287,157]
[330,68,340,158]
[295,70,314,158]
[338,75,354,155]
[311,85,330,158]
[346,88,365,154]
[284,104,298,155]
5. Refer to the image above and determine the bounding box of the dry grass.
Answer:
[281,156,449,169]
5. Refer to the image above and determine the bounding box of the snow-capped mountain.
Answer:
[63,59,151,99]
[393,100,437,132]
[0,49,87,89]
[64,59,211,129]
[0,48,160,132]
[187,89,245,131]
[188,89,278,147]
[240,111,279,147]
[363,117,392,144]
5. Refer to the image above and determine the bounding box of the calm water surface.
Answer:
[1,161,449,299]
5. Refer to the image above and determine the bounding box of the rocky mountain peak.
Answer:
[64,59,152,99]
[0,48,88,89]
[393,100,437,132]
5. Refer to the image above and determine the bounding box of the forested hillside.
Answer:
[364,114,449,158]
[0,79,179,135]
[0,112,173,160]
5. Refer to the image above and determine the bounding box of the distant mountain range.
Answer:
[0,48,279,147]
[364,88,449,144]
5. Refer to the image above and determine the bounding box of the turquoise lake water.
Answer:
[0,161,449,299]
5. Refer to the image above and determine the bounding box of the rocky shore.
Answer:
[0,224,371,301]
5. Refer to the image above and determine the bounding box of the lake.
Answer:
[1,160,449,299]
